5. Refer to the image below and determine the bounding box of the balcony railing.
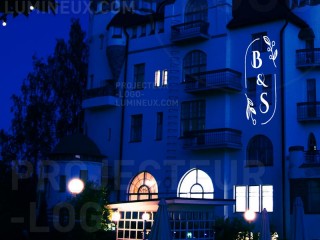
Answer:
[85,80,117,99]
[171,20,209,43]
[297,102,320,122]
[296,48,320,68]
[82,80,119,109]
[183,128,242,150]
[304,150,320,165]
[184,69,242,93]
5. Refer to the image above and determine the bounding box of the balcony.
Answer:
[184,69,242,93]
[304,150,320,165]
[296,48,320,69]
[171,20,209,44]
[183,128,242,150]
[297,102,320,122]
[82,80,119,109]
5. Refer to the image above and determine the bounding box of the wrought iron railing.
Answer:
[297,102,320,121]
[171,20,209,42]
[304,150,320,164]
[85,80,117,99]
[296,48,320,68]
[183,128,242,150]
[184,69,242,92]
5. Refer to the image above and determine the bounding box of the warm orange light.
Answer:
[112,211,121,222]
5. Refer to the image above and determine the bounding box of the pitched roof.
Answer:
[51,134,105,161]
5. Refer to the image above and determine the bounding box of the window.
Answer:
[290,179,320,213]
[80,170,88,182]
[235,185,273,212]
[154,70,168,87]
[131,26,137,38]
[235,186,247,212]
[158,20,164,33]
[154,70,161,87]
[247,135,273,166]
[181,100,205,136]
[307,79,316,117]
[252,32,268,52]
[156,112,163,140]
[134,64,145,89]
[150,22,155,34]
[177,168,214,199]
[185,0,208,23]
[140,24,146,36]
[128,171,158,201]
[247,77,257,105]
[162,70,168,86]
[183,50,207,81]
[130,114,143,142]
[308,133,317,151]
[59,175,66,192]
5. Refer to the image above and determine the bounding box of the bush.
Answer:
[214,217,259,240]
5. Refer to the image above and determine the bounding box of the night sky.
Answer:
[0,1,89,131]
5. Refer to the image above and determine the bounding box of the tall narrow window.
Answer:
[80,170,88,182]
[59,175,66,192]
[131,26,137,38]
[247,135,273,167]
[183,50,207,81]
[140,24,146,36]
[185,0,208,23]
[247,77,257,105]
[308,133,317,151]
[181,100,205,136]
[158,20,164,33]
[130,114,143,142]
[307,79,316,117]
[154,70,161,87]
[235,186,247,212]
[252,32,268,52]
[262,185,273,212]
[249,186,260,212]
[156,112,163,140]
[162,70,168,86]
[134,64,145,89]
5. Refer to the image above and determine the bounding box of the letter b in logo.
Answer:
[251,51,262,69]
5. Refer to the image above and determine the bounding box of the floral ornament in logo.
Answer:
[263,36,278,68]
[245,94,256,125]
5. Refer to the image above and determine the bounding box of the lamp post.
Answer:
[244,209,256,240]
[112,210,121,239]
[142,212,150,240]
[68,178,85,196]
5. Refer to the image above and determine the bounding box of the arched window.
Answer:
[247,135,273,166]
[183,50,207,81]
[177,168,214,199]
[128,171,158,201]
[308,133,317,151]
[185,0,208,23]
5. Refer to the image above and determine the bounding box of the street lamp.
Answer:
[68,178,84,196]
[244,209,256,223]
[142,212,150,240]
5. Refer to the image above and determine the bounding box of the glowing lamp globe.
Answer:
[112,211,121,222]
[142,212,150,221]
[68,178,84,194]
[244,209,256,222]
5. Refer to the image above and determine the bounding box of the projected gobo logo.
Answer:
[244,36,278,125]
